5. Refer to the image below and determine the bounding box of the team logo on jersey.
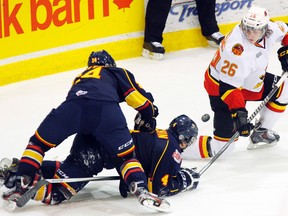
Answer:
[172,149,182,164]
[76,90,88,96]
[118,139,133,151]
[232,43,244,56]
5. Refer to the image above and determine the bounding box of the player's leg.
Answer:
[195,96,236,159]
[92,102,169,210]
[2,100,83,202]
[248,73,287,149]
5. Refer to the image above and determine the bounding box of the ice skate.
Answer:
[129,182,170,212]
[142,42,165,60]
[247,125,280,150]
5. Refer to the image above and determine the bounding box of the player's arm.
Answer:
[149,146,199,196]
[116,68,158,131]
[153,167,200,197]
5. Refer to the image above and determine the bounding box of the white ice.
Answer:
[1,45,288,216]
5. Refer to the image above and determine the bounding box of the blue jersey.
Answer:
[67,66,155,119]
[131,129,184,196]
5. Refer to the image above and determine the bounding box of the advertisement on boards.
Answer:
[165,0,288,32]
[0,0,144,59]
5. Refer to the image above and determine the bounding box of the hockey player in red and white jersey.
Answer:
[195,5,288,158]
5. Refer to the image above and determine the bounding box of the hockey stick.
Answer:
[16,175,120,208]
[199,72,288,176]
[42,175,120,183]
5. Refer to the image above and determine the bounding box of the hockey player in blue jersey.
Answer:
[1,50,166,210]
[0,115,200,209]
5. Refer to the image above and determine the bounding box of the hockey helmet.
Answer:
[87,50,116,67]
[241,6,269,43]
[169,115,198,148]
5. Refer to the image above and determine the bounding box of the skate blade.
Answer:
[2,199,17,212]
[247,142,277,150]
[142,49,164,61]
[142,199,170,212]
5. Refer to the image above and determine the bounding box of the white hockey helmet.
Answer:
[241,6,269,42]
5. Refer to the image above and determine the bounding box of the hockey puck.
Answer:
[201,114,210,122]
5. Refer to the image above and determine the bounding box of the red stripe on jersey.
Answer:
[221,88,245,110]
[198,136,206,158]
[136,101,150,111]
[241,88,263,101]
[55,161,61,170]
[20,158,41,169]
[27,145,44,155]
[214,135,238,142]
[35,131,56,148]
[123,168,144,182]
[117,145,135,157]
[266,102,286,113]
[123,88,134,97]
[204,69,220,96]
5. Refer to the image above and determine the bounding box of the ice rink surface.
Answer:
[1,45,288,216]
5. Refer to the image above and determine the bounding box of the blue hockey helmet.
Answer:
[169,115,198,148]
[87,50,116,67]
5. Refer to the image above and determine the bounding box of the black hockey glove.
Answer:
[134,105,159,132]
[278,46,288,72]
[231,108,253,137]
[178,167,200,192]
[119,178,129,198]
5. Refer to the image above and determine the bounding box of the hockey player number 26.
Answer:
[211,49,238,77]
[221,60,238,77]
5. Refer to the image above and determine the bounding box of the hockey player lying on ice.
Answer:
[1,49,170,211]
[0,115,199,211]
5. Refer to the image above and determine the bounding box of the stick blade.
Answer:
[16,179,48,207]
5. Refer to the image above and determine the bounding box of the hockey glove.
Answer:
[231,108,253,137]
[178,167,200,192]
[134,105,158,132]
[278,46,288,72]
[119,178,129,198]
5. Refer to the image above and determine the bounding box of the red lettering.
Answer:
[0,0,112,37]
[88,0,95,20]
[74,0,81,22]
[53,0,73,27]
[30,0,53,31]
[3,0,23,37]
[103,0,109,17]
